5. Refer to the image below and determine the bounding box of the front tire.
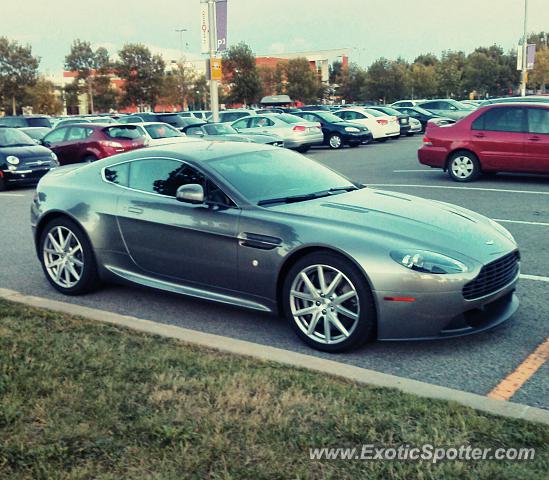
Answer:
[295,145,310,153]
[447,151,481,182]
[39,217,101,295]
[282,252,376,352]
[0,176,6,192]
[328,133,343,149]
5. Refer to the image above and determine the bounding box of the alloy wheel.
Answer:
[329,134,342,149]
[451,155,474,179]
[43,226,84,288]
[289,264,360,345]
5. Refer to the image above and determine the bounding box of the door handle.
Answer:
[528,136,540,142]
[127,206,144,214]
[473,133,485,138]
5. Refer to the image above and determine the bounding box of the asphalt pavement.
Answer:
[1,135,547,409]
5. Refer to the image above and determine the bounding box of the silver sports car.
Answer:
[31,142,520,352]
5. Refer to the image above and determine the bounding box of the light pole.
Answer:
[520,0,529,97]
[175,28,187,61]
[208,0,220,122]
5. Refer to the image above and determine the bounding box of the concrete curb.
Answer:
[1,287,548,426]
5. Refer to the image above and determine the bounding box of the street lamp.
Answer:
[520,0,529,97]
[175,28,188,61]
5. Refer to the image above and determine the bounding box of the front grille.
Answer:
[463,251,520,300]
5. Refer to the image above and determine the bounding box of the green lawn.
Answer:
[0,298,547,479]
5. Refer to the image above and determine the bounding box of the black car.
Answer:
[367,106,411,136]
[0,115,52,129]
[0,127,58,191]
[293,110,372,149]
[118,113,195,132]
[392,106,454,131]
[299,105,332,111]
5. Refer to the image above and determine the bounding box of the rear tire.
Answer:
[447,151,481,182]
[0,177,6,192]
[39,217,101,295]
[282,252,376,353]
[295,145,310,153]
[377,138,388,143]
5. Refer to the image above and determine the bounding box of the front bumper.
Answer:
[375,274,519,340]
[2,167,52,186]
[341,131,372,144]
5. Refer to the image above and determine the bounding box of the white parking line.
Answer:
[520,274,549,283]
[393,169,438,173]
[367,184,549,195]
[0,193,24,197]
[494,219,549,227]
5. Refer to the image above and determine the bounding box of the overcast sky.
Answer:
[3,0,548,74]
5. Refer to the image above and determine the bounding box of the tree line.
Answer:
[0,33,547,115]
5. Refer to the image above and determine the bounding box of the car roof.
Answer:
[480,102,549,108]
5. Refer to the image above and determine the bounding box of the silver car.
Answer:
[31,142,520,352]
[231,114,323,152]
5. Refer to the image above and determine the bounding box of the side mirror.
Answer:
[176,184,204,204]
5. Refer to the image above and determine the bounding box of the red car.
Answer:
[42,123,146,165]
[418,103,549,181]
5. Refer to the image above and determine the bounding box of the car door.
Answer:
[42,127,71,164]
[65,126,94,162]
[112,157,240,289]
[470,106,528,172]
[524,107,549,173]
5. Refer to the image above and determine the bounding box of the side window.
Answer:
[104,162,130,186]
[232,118,250,129]
[301,113,317,122]
[354,112,366,119]
[128,159,186,196]
[66,127,92,141]
[186,126,204,136]
[44,127,68,143]
[422,102,437,110]
[251,117,274,128]
[527,108,549,134]
[476,107,526,133]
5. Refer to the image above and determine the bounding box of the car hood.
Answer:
[0,144,53,160]
[271,188,516,265]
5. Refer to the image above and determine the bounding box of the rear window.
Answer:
[0,117,26,127]
[156,115,185,127]
[105,125,144,140]
[144,124,182,139]
[26,117,52,128]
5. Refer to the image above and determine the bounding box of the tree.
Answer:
[25,77,63,115]
[0,37,39,114]
[222,42,262,106]
[285,57,320,104]
[257,64,277,96]
[365,58,408,103]
[117,44,165,110]
[93,76,118,112]
[529,46,549,93]
[409,63,438,98]
[414,53,439,67]
[162,62,196,109]
[436,50,465,98]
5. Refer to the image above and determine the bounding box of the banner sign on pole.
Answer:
[216,0,227,52]
[208,58,223,81]
[517,43,536,70]
[200,0,209,54]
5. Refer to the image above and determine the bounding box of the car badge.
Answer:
[485,240,495,245]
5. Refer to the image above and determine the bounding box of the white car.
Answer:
[408,117,422,134]
[113,122,200,147]
[334,108,400,141]
[391,99,426,108]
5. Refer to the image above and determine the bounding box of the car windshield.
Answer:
[0,128,36,147]
[204,124,237,135]
[26,117,52,128]
[156,115,186,127]
[315,112,346,123]
[21,128,51,140]
[412,107,435,116]
[208,148,356,204]
[144,124,182,139]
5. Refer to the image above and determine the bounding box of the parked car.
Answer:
[408,117,423,134]
[418,99,474,120]
[0,115,52,128]
[20,127,52,143]
[54,116,118,129]
[292,110,372,148]
[0,127,58,191]
[188,110,212,120]
[107,123,199,147]
[32,141,520,352]
[481,95,549,106]
[367,106,412,136]
[460,100,483,108]
[391,99,426,108]
[392,106,455,131]
[334,108,400,141]
[231,113,323,152]
[118,113,193,132]
[418,103,549,181]
[186,123,284,146]
[41,123,146,165]
[299,105,332,111]
[206,109,256,123]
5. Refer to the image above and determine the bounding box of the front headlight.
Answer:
[390,250,469,274]
[6,155,20,165]
[344,127,360,133]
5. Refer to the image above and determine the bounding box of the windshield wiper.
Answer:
[257,185,359,206]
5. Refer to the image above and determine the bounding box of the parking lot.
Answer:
[1,135,547,409]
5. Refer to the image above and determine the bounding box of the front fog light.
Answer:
[390,250,468,274]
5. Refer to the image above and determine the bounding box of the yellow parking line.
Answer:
[487,337,549,401]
